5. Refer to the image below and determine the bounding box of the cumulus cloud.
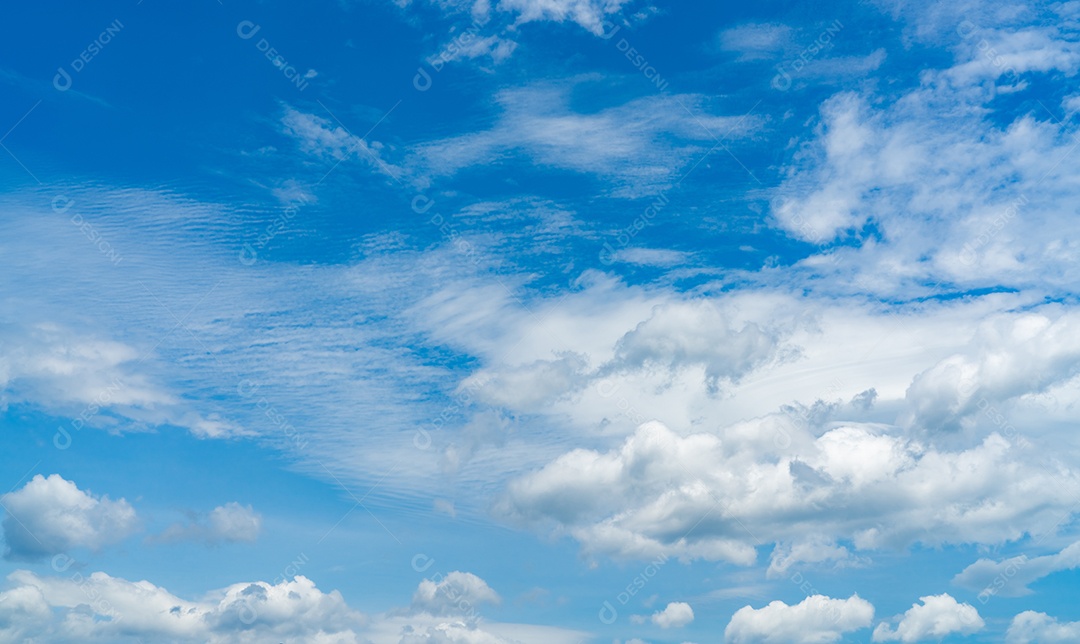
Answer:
[0,569,364,643]
[410,571,501,617]
[872,594,983,642]
[458,296,788,421]
[953,540,1080,598]
[651,601,694,628]
[498,419,1079,563]
[724,594,874,643]
[905,311,1080,431]
[0,565,585,644]
[1,474,137,561]
[152,502,263,545]
[607,302,780,392]
[1006,611,1080,643]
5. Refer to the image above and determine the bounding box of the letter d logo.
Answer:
[236,20,261,40]
[598,600,618,624]
[771,67,792,91]
[53,67,72,92]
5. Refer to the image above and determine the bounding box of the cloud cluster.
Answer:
[769,3,1080,296]
[0,570,364,643]
[0,565,579,644]
[1,474,264,561]
[499,419,1079,563]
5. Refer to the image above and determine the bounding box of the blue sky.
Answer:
[1,0,1080,642]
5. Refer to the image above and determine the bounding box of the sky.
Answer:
[0,0,1079,642]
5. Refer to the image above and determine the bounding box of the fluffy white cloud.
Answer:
[1,474,137,561]
[724,594,874,643]
[904,311,1080,431]
[410,572,501,616]
[0,569,364,643]
[651,601,693,628]
[953,540,1080,598]
[153,502,263,545]
[498,418,1079,563]
[0,566,582,644]
[872,594,983,642]
[1006,611,1080,643]
[452,291,792,429]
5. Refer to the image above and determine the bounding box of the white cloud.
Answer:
[280,106,403,180]
[716,23,793,60]
[410,572,501,617]
[0,583,51,642]
[607,247,691,267]
[393,0,637,36]
[428,32,517,65]
[766,538,861,579]
[769,8,1080,297]
[904,310,1080,431]
[872,594,984,642]
[399,621,512,643]
[953,540,1080,597]
[411,83,760,197]
[724,594,873,643]
[1006,611,1080,644]
[498,419,1080,563]
[0,569,364,643]
[494,0,633,34]
[153,502,263,545]
[1,474,137,561]
[0,321,242,442]
[651,601,693,628]
[0,565,582,644]
[0,323,170,411]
